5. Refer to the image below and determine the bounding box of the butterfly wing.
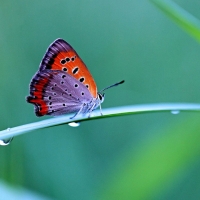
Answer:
[27,70,94,116]
[39,38,98,98]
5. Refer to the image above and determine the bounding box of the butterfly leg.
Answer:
[87,102,102,118]
[70,103,86,119]
[99,103,103,116]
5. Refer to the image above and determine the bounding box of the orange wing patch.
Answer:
[39,39,98,98]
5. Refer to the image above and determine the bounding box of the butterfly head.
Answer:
[97,92,105,104]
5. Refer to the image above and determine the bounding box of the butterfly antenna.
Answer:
[100,80,125,93]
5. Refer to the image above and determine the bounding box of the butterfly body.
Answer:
[27,38,123,118]
[27,39,104,117]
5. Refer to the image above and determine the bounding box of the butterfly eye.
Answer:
[98,93,105,102]
[98,94,102,100]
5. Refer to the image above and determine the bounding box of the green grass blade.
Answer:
[150,0,200,42]
[1,103,200,140]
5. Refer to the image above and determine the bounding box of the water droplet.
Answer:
[171,110,180,115]
[0,137,13,146]
[68,122,80,127]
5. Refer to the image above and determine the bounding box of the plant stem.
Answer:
[1,103,200,140]
[150,0,200,43]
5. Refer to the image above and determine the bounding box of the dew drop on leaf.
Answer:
[171,110,180,115]
[0,137,13,146]
[68,122,80,127]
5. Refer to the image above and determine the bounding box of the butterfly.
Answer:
[26,39,124,119]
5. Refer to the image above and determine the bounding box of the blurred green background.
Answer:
[1,0,200,199]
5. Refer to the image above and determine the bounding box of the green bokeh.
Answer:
[1,0,200,199]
